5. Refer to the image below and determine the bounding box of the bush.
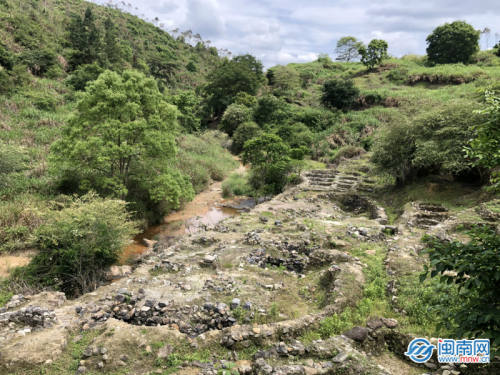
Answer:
[220,103,252,136]
[66,63,104,91]
[231,121,262,154]
[422,226,500,353]
[293,107,339,132]
[19,49,57,76]
[14,193,137,296]
[372,102,479,184]
[331,146,365,164]
[253,95,291,126]
[321,79,359,111]
[222,173,252,197]
[426,21,480,64]
[243,133,292,194]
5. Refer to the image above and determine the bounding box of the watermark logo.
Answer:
[405,338,436,363]
[405,338,490,364]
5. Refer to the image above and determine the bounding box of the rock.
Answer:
[77,366,87,374]
[120,354,129,362]
[200,254,218,268]
[230,298,241,310]
[106,265,132,280]
[82,347,93,358]
[442,371,451,375]
[366,318,384,330]
[382,226,398,235]
[381,318,398,329]
[243,302,252,310]
[273,365,305,375]
[259,217,269,223]
[97,361,104,369]
[236,360,252,374]
[343,326,369,342]
[274,220,282,226]
[254,358,273,375]
[157,345,172,359]
[332,351,348,363]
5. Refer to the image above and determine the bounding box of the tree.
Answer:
[321,79,360,111]
[267,65,300,95]
[242,133,291,194]
[494,42,500,57]
[68,7,101,69]
[231,121,262,154]
[220,103,252,136]
[51,70,194,219]
[358,39,388,69]
[103,16,123,67]
[204,54,264,118]
[335,36,362,62]
[421,226,500,353]
[467,91,500,190]
[426,21,480,64]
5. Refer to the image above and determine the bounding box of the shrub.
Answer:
[275,122,313,149]
[14,193,137,296]
[321,79,359,111]
[243,133,292,195]
[19,49,57,76]
[372,102,479,184]
[293,107,339,132]
[422,226,500,353]
[253,95,291,126]
[220,103,252,136]
[331,146,365,164]
[426,21,480,64]
[66,63,104,91]
[231,121,262,154]
[386,67,409,83]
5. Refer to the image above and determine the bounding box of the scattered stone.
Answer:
[343,326,369,342]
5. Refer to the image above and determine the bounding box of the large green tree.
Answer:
[51,70,194,218]
[204,54,264,118]
[426,21,480,64]
[358,39,388,70]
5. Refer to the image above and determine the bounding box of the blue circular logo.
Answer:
[405,338,436,363]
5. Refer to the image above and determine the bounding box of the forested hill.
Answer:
[0,0,221,91]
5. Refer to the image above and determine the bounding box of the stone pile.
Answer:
[0,305,57,329]
[88,290,238,337]
[246,248,309,273]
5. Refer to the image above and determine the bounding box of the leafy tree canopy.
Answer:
[204,54,265,118]
[358,39,388,70]
[426,21,480,64]
[51,70,194,215]
[321,79,360,111]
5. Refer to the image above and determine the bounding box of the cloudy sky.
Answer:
[94,0,500,67]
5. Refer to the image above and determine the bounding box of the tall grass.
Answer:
[176,130,239,193]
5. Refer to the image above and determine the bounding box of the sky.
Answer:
[93,0,500,67]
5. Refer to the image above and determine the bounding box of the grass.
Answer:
[222,171,252,198]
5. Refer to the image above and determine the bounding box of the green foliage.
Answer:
[372,102,479,184]
[243,133,292,194]
[231,121,262,154]
[51,70,194,221]
[0,143,29,199]
[426,21,480,64]
[19,49,57,77]
[220,103,252,136]
[102,16,123,68]
[222,172,252,197]
[421,226,500,352]
[335,36,362,62]
[293,107,339,132]
[253,95,291,126]
[169,90,202,132]
[14,193,137,296]
[468,91,500,190]
[268,65,301,95]
[68,7,101,69]
[0,42,14,70]
[205,54,264,118]
[358,39,388,70]
[275,122,313,150]
[234,91,258,108]
[321,79,360,111]
[66,63,104,91]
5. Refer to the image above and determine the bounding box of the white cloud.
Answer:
[92,0,500,67]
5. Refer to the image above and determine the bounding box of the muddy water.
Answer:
[120,178,249,264]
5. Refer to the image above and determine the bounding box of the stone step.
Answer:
[415,212,448,220]
[416,218,440,226]
[417,203,448,212]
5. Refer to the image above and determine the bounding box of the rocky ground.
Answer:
[0,157,498,375]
